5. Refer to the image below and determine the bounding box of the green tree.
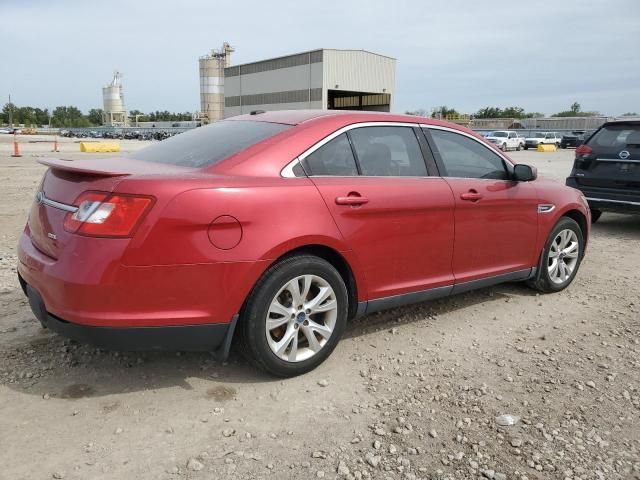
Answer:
[621,112,638,116]
[87,108,104,126]
[431,106,459,119]
[51,106,89,127]
[552,102,600,117]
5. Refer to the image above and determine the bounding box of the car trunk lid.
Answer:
[28,157,192,259]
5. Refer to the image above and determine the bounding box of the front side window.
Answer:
[304,133,358,176]
[428,129,509,180]
[349,126,427,177]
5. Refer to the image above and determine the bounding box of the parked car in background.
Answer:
[0,127,21,134]
[524,132,561,150]
[485,130,524,151]
[566,119,640,223]
[18,110,590,376]
[560,130,594,149]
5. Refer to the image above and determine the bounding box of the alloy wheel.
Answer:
[265,275,338,362]
[547,229,579,284]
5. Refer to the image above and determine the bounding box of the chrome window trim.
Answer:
[596,158,640,164]
[36,191,78,213]
[281,158,304,178]
[280,122,423,178]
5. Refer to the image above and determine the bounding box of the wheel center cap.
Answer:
[296,312,306,324]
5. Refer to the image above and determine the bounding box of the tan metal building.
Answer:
[223,49,396,118]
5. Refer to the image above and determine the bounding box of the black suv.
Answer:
[560,130,594,149]
[566,120,640,222]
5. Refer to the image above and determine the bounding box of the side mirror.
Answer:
[513,164,537,182]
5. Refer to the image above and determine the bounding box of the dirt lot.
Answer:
[0,135,638,480]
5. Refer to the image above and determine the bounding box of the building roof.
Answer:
[226,48,396,70]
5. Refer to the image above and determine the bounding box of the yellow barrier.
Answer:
[537,144,557,152]
[80,142,121,153]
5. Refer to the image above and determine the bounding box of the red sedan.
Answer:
[17,110,590,376]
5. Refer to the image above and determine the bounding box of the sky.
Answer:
[1,0,639,117]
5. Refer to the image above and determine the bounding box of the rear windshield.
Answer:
[589,124,640,148]
[129,120,292,167]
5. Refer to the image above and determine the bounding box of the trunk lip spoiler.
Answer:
[37,158,128,176]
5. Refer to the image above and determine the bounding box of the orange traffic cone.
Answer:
[52,136,59,153]
[11,133,22,157]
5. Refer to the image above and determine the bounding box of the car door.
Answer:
[303,124,456,301]
[423,126,539,285]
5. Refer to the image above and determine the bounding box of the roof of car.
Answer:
[602,119,640,126]
[226,109,441,126]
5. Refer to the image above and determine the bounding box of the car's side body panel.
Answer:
[310,176,455,299]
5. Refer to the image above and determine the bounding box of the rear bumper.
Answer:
[22,278,238,354]
[565,178,640,214]
[17,228,263,328]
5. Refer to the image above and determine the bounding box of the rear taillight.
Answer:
[574,144,594,169]
[575,144,593,156]
[63,191,154,237]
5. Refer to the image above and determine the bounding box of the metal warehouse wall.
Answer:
[224,56,323,117]
[322,50,396,109]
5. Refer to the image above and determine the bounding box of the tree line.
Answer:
[0,103,193,127]
[407,103,637,119]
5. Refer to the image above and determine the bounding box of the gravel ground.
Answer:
[0,134,638,480]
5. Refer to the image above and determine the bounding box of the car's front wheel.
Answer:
[238,255,348,377]
[527,217,584,293]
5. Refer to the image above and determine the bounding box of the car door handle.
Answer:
[335,195,369,206]
[460,190,483,202]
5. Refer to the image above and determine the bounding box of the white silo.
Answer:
[199,42,233,123]
[102,72,128,126]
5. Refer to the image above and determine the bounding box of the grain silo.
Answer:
[198,42,234,123]
[102,72,128,126]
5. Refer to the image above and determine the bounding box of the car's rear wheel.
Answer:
[524,145,529,150]
[590,209,602,223]
[238,255,348,377]
[527,217,584,293]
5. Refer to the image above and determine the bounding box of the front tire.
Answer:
[238,255,348,377]
[527,217,584,293]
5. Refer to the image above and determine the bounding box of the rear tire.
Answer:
[527,217,584,293]
[590,209,602,223]
[524,145,529,150]
[237,255,348,377]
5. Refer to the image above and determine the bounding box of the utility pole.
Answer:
[8,94,13,128]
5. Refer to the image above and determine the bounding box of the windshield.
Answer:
[534,132,546,137]
[129,120,292,168]
[491,131,508,137]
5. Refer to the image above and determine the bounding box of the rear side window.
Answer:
[589,124,640,148]
[349,126,427,176]
[129,120,291,168]
[304,133,358,176]
[429,129,509,180]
